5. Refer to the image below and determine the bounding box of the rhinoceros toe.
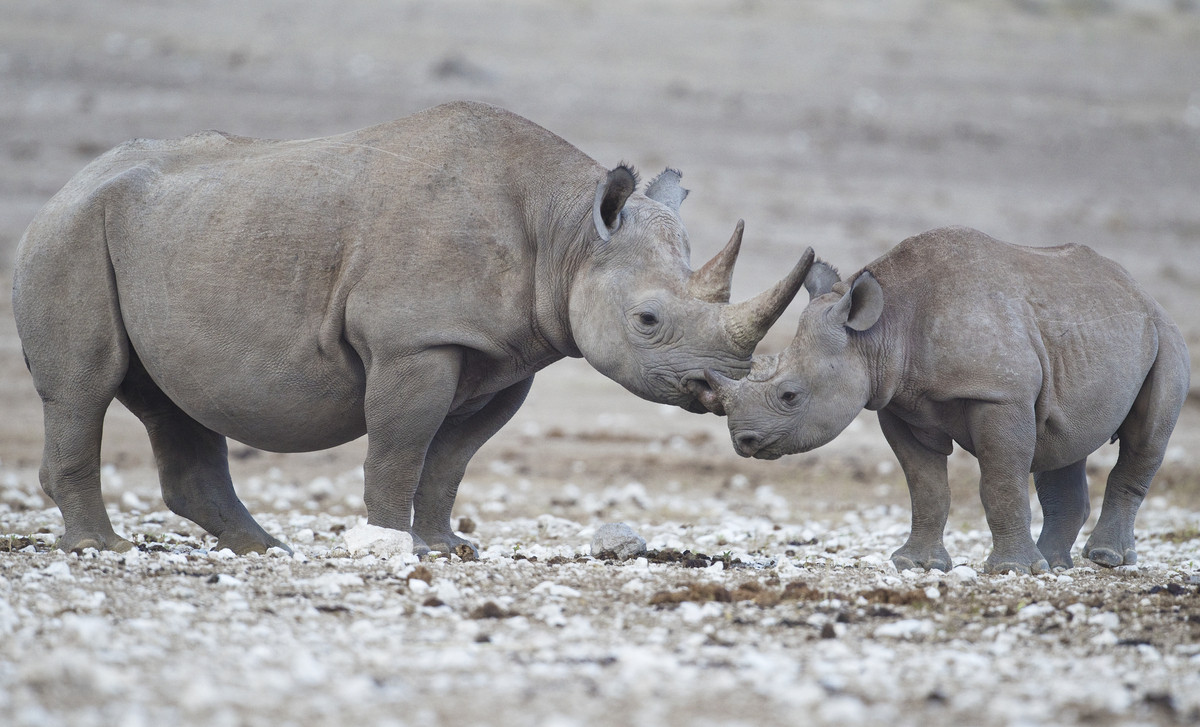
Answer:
[890,545,951,573]
[216,529,291,556]
[415,530,478,561]
[1083,545,1136,568]
[984,555,1050,575]
[58,531,134,554]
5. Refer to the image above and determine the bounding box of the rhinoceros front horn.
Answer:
[687,220,744,304]
[721,246,815,354]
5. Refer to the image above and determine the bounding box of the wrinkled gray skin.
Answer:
[702,226,1190,574]
[12,101,813,556]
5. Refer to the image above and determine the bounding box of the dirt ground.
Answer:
[2,1,1199,726]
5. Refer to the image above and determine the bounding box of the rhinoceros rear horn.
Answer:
[593,165,638,242]
[722,247,815,353]
[687,220,744,304]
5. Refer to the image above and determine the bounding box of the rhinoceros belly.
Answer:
[118,287,369,452]
[140,339,369,453]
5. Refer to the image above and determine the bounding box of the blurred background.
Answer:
[2,0,1198,524]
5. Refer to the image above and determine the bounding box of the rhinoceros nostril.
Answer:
[734,432,763,456]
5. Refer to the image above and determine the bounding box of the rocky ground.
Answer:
[2,1,1200,725]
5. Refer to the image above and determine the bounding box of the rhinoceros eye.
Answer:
[778,386,803,407]
[638,312,659,327]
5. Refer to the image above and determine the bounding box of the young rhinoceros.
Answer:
[700,226,1189,574]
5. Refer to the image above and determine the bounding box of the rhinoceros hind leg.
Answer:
[1033,459,1089,570]
[1084,331,1187,569]
[35,400,135,554]
[411,377,534,560]
[116,353,289,555]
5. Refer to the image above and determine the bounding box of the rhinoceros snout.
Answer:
[732,431,764,457]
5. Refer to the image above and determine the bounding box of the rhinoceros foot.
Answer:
[984,543,1050,575]
[1037,546,1076,572]
[1082,522,1138,568]
[890,542,951,572]
[414,529,478,561]
[58,531,134,554]
[1082,544,1136,568]
[216,529,291,556]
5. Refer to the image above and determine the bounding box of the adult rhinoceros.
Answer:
[13,101,813,556]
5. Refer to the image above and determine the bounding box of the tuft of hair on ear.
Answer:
[645,167,683,191]
[613,161,640,189]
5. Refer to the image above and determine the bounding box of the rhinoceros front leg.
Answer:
[969,404,1049,574]
[412,377,535,558]
[1033,459,1090,570]
[361,348,462,554]
[877,409,952,572]
[115,357,288,555]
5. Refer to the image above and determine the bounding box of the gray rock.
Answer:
[591,523,647,561]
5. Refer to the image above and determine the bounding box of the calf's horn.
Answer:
[721,247,815,353]
[687,220,744,304]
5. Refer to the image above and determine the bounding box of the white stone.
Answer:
[42,561,73,580]
[950,565,978,583]
[874,619,935,639]
[590,522,647,560]
[1088,611,1120,630]
[532,581,582,598]
[343,522,414,558]
[1017,602,1056,621]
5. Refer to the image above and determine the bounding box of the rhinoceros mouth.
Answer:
[684,377,724,415]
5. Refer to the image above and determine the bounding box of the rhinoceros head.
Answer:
[699,269,884,457]
[568,166,814,413]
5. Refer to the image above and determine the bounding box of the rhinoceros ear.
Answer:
[827,271,883,332]
[593,165,638,242]
[645,168,688,214]
[803,259,840,300]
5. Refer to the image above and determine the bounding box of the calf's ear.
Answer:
[828,271,883,332]
[803,260,840,300]
[593,165,638,242]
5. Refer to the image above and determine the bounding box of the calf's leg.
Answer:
[412,377,534,558]
[969,404,1049,574]
[878,409,952,571]
[1033,459,1089,570]
[1084,332,1188,567]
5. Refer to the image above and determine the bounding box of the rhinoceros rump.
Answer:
[13,101,813,556]
[704,226,1189,574]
